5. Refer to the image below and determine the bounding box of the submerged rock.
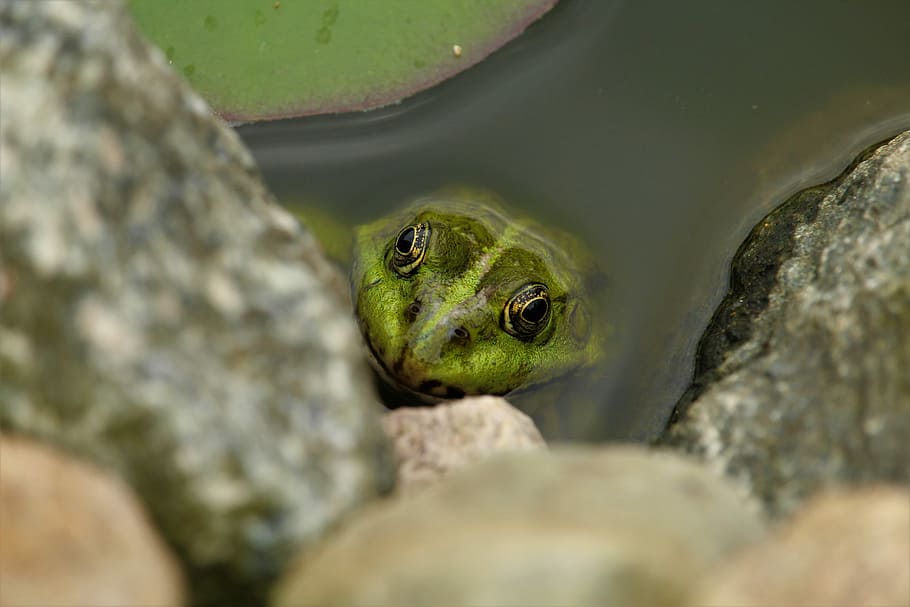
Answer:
[664,132,910,515]
[0,2,392,604]
[381,396,546,495]
[695,486,910,607]
[273,447,765,607]
[0,434,186,607]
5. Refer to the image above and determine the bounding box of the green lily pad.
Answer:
[127,0,558,122]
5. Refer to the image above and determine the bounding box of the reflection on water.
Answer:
[239,0,910,442]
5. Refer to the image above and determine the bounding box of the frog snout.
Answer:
[407,322,471,361]
[405,299,472,346]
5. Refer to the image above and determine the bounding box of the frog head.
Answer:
[351,188,604,400]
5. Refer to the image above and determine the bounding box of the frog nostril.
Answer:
[405,301,421,322]
[450,326,470,343]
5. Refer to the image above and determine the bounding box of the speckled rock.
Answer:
[664,132,910,516]
[381,396,545,495]
[272,447,765,607]
[695,486,910,607]
[0,2,392,604]
[0,434,185,607]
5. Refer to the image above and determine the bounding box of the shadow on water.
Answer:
[238,0,910,442]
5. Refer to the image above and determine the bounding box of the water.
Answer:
[238,0,910,441]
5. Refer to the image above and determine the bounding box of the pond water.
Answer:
[239,1,910,442]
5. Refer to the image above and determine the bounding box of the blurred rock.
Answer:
[0,2,392,604]
[696,486,910,607]
[665,132,910,515]
[272,447,765,607]
[381,396,546,495]
[0,434,185,607]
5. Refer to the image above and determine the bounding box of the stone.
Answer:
[272,447,765,607]
[0,2,393,604]
[381,396,545,495]
[0,434,185,607]
[695,486,910,607]
[664,132,910,516]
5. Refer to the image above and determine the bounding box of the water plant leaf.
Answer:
[128,0,558,122]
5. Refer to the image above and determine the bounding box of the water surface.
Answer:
[239,1,910,441]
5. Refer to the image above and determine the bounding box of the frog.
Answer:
[350,186,607,407]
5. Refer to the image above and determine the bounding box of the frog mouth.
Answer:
[360,333,467,401]
[412,379,467,400]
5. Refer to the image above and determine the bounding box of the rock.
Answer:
[381,396,546,495]
[0,434,185,607]
[272,447,765,607]
[0,2,393,604]
[664,132,910,516]
[695,486,910,607]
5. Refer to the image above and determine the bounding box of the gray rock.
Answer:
[695,486,910,607]
[0,434,186,607]
[0,2,393,604]
[664,132,910,516]
[272,447,765,607]
[381,396,546,495]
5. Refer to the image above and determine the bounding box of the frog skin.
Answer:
[351,187,606,402]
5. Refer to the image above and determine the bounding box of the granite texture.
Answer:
[0,1,392,603]
[665,132,910,515]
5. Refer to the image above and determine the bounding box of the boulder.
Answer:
[665,132,910,515]
[0,2,393,603]
[0,434,185,607]
[273,447,765,607]
[695,486,910,607]
[381,396,545,495]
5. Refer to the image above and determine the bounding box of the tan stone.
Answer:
[696,485,910,607]
[0,434,185,607]
[273,447,765,607]
[381,396,545,495]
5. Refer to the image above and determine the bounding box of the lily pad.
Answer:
[127,0,558,122]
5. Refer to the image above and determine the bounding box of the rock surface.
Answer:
[272,447,765,607]
[381,396,546,495]
[665,132,910,515]
[0,2,392,604]
[695,486,910,607]
[0,434,185,607]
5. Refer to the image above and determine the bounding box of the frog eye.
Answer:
[391,222,431,276]
[502,283,551,339]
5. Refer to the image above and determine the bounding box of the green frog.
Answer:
[351,187,607,407]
